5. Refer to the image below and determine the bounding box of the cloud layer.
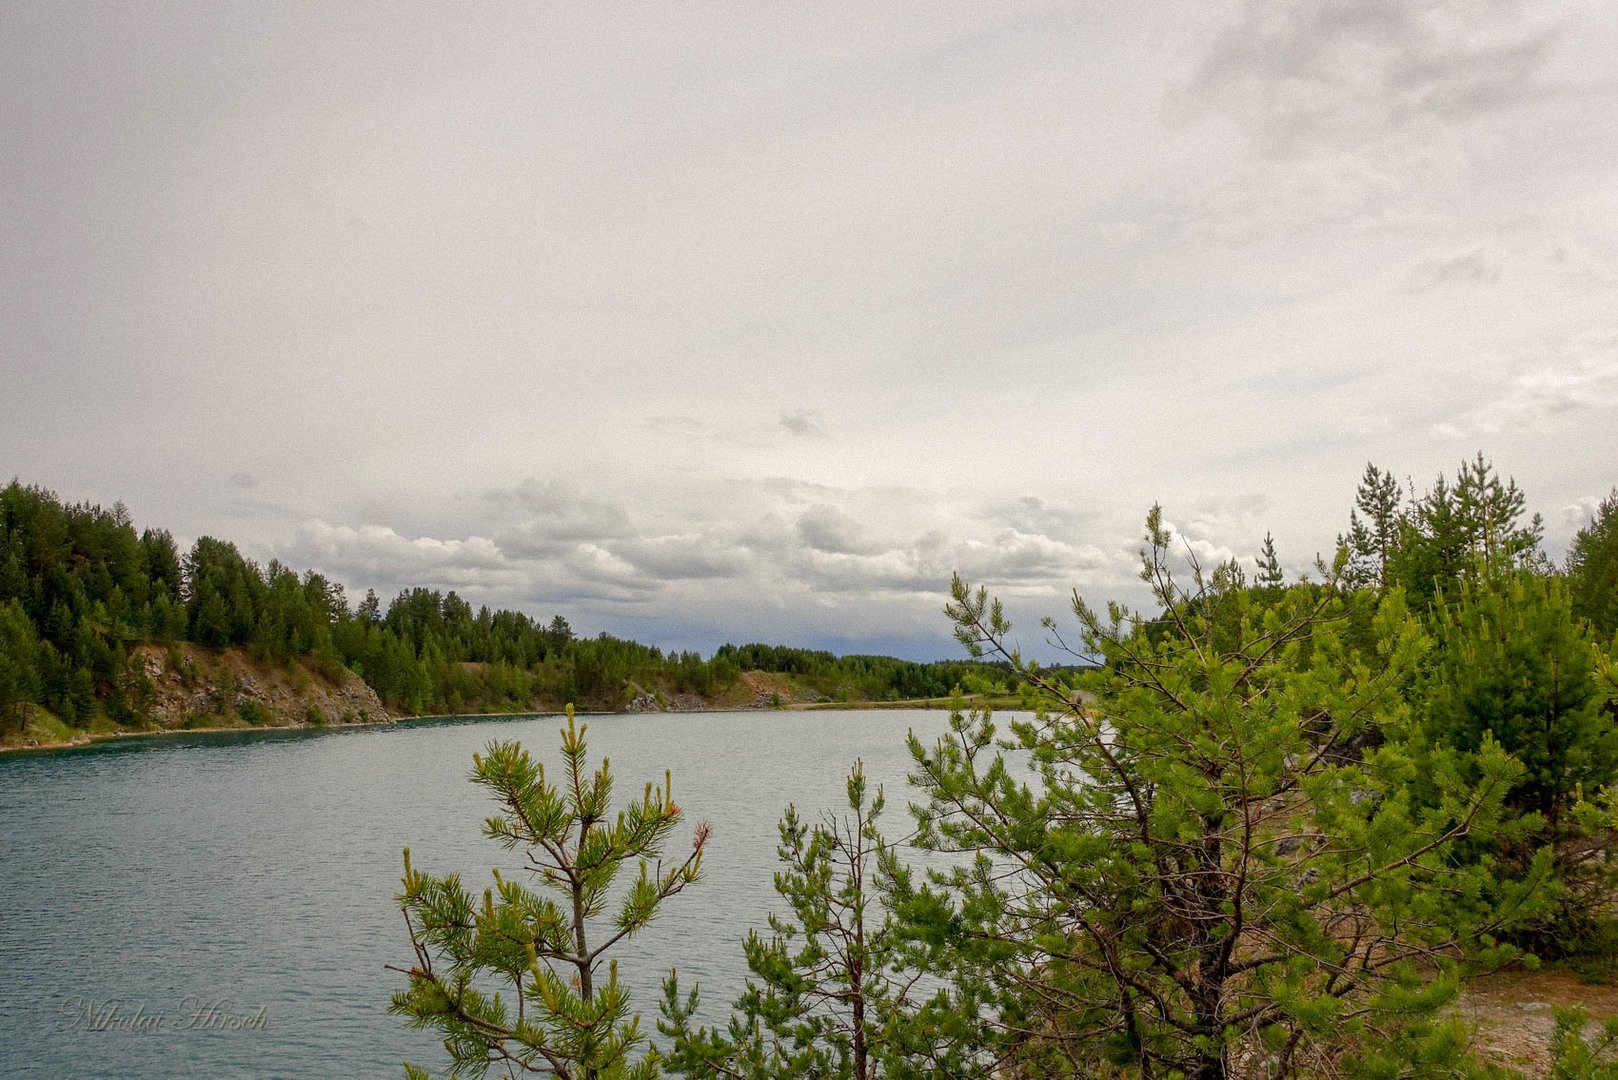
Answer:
[3,2,1615,656]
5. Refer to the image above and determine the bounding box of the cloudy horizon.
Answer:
[4,2,1615,660]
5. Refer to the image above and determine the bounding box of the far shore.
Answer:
[0,695,1015,756]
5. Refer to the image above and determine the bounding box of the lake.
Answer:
[0,708,989,1079]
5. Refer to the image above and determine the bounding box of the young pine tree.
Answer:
[390,706,709,1079]
[659,761,984,1080]
[1419,570,1618,953]
[1424,571,1616,843]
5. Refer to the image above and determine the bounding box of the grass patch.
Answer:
[28,709,78,743]
[182,710,247,730]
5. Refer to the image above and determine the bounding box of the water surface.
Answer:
[0,709,981,1079]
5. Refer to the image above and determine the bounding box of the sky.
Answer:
[3,1,1616,661]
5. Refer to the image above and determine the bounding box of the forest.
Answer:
[384,454,1618,1079]
[0,480,1010,735]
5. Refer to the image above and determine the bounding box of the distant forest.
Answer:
[0,480,1011,730]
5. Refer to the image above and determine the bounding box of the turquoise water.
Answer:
[0,709,969,1079]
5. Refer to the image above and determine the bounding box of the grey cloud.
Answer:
[647,415,709,436]
[1418,247,1503,286]
[779,409,826,438]
[985,493,1109,544]
[796,504,883,555]
[1560,494,1612,535]
[559,543,660,594]
[1190,0,1557,156]
[277,519,665,609]
[1415,235,1618,291]
[954,530,1118,584]
[613,533,755,582]
[11,4,1613,660]
[482,478,636,557]
[229,471,259,490]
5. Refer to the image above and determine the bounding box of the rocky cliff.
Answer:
[127,643,393,730]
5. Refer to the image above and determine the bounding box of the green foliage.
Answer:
[659,763,979,1080]
[1550,1007,1618,1079]
[0,481,176,724]
[902,508,1550,1079]
[390,707,709,1079]
[0,598,43,734]
[713,642,1008,703]
[1414,569,1618,957]
[338,593,738,715]
[0,478,1018,731]
[1342,462,1404,590]
[1344,454,1544,606]
[1568,489,1618,637]
[1423,571,1617,834]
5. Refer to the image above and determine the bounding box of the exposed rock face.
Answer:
[738,670,795,708]
[127,644,394,730]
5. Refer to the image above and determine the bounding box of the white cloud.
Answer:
[1432,332,1618,438]
[287,521,512,590]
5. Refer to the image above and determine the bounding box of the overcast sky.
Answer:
[3,2,1615,660]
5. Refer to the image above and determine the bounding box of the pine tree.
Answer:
[1254,531,1286,593]
[1386,455,1543,604]
[1548,1007,1618,1077]
[1341,463,1403,590]
[390,707,709,1079]
[1418,570,1618,953]
[659,763,980,1080]
[1568,489,1618,637]
[1453,451,1542,569]
[905,508,1549,1079]
[1425,571,1615,839]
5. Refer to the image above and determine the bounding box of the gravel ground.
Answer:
[1461,967,1618,1074]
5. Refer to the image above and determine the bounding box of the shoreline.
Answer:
[0,696,1000,756]
[0,712,406,756]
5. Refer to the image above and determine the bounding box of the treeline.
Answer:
[0,480,1010,732]
[713,642,1012,701]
